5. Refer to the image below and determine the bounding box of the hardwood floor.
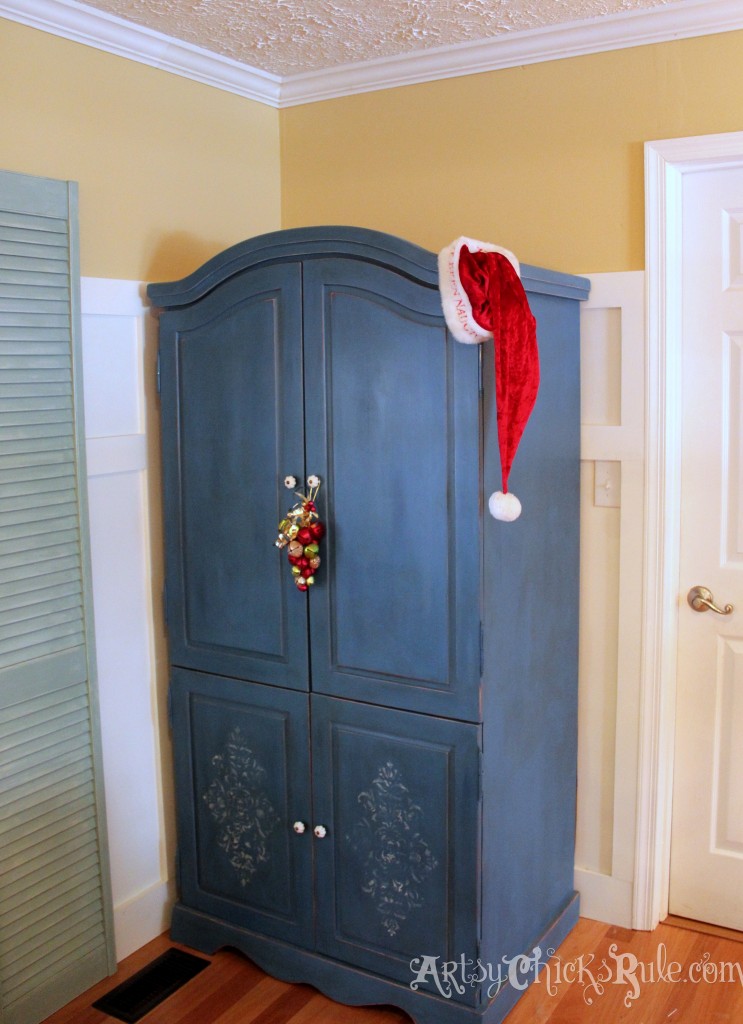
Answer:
[41,917,743,1024]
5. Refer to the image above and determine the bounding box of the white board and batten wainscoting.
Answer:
[80,278,173,961]
[80,270,645,959]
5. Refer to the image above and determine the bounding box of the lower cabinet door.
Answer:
[170,668,314,948]
[311,695,481,1000]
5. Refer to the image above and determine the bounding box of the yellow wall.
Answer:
[0,19,281,281]
[281,31,743,274]
[5,18,743,280]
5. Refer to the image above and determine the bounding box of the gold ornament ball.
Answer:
[288,540,304,559]
[309,556,321,570]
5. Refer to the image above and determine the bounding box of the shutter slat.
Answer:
[0,474,76,500]
[0,487,77,515]
[0,239,68,261]
[4,921,105,1007]
[2,870,99,933]
[4,892,103,973]
[0,698,88,746]
[0,297,69,315]
[0,385,72,399]
[0,421,76,442]
[0,761,91,815]
[2,396,74,413]
[0,225,71,248]
[0,169,112,1016]
[0,526,79,559]
[0,461,73,484]
[0,626,85,669]
[1,593,81,630]
[0,339,70,355]
[3,901,103,978]
[0,500,78,528]
[0,312,70,329]
[0,441,75,463]
[0,326,70,341]
[0,209,67,234]
[0,577,80,614]
[0,516,78,544]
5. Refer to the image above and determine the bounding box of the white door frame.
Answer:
[635,130,743,930]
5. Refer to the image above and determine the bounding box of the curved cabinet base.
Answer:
[171,893,580,1024]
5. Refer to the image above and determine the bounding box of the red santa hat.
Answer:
[438,237,539,522]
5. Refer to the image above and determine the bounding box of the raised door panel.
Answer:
[303,260,481,720]
[159,263,308,689]
[311,694,480,1001]
[170,669,313,948]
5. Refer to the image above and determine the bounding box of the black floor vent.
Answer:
[92,947,210,1022]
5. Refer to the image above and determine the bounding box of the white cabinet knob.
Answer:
[292,821,306,834]
[313,824,327,839]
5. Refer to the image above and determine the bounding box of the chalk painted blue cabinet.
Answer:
[149,228,589,1024]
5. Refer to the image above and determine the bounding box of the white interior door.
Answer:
[669,163,743,929]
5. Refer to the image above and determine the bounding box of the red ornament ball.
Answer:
[311,522,325,541]
[296,527,313,545]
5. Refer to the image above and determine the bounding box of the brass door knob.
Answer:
[687,586,733,615]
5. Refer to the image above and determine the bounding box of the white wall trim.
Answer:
[575,868,634,929]
[2,0,743,108]
[81,277,173,962]
[636,131,743,930]
[113,879,176,961]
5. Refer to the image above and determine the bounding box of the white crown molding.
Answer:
[2,0,743,108]
[0,0,281,106]
[280,0,743,106]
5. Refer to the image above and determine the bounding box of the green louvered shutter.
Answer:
[0,170,115,1024]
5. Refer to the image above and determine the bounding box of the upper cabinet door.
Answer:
[303,260,481,720]
[159,262,309,689]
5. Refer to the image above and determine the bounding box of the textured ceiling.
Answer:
[80,0,676,77]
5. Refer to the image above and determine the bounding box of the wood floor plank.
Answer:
[40,918,743,1024]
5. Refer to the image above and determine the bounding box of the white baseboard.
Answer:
[113,878,176,961]
[574,867,633,929]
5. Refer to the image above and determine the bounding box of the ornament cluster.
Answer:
[275,476,325,591]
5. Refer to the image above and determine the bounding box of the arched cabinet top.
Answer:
[147,225,589,309]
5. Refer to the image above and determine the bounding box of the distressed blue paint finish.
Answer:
[311,695,479,999]
[303,259,480,719]
[158,263,308,689]
[170,895,579,1024]
[151,227,590,1024]
[480,286,583,978]
[170,669,313,948]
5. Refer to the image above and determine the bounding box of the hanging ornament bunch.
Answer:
[275,475,325,591]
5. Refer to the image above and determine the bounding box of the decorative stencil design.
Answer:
[346,761,438,936]
[202,728,280,885]
[83,0,675,76]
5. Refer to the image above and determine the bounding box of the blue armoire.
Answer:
[148,227,589,1024]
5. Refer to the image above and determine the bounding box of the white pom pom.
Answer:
[488,490,522,522]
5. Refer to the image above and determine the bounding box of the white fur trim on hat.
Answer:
[488,490,522,522]
[438,236,520,345]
